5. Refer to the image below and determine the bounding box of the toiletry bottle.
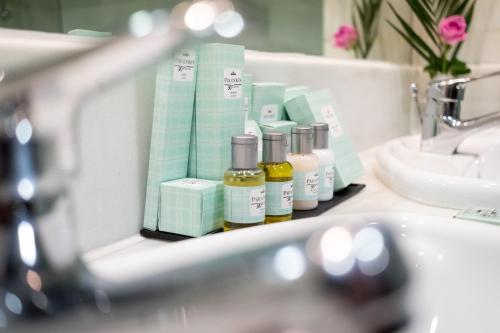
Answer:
[224,135,266,231]
[258,132,294,223]
[311,123,335,201]
[287,126,319,210]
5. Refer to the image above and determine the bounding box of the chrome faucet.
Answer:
[414,71,500,154]
[0,8,410,332]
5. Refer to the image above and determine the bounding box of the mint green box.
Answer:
[250,83,286,124]
[188,43,245,180]
[159,178,223,237]
[285,89,364,190]
[259,120,297,153]
[143,48,198,230]
[283,86,310,120]
[243,73,253,121]
[245,120,262,161]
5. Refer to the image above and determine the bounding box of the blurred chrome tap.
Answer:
[416,71,500,154]
[7,222,409,333]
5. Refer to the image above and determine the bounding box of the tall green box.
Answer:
[188,43,245,180]
[249,83,286,124]
[159,178,223,237]
[143,48,198,230]
[285,89,363,190]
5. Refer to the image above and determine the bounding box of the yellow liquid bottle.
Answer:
[224,135,265,231]
[258,132,294,223]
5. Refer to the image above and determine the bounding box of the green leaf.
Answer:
[386,20,432,62]
[387,2,439,61]
[450,58,471,76]
[405,0,440,48]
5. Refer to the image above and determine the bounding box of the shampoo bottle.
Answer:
[258,132,294,223]
[224,135,266,231]
[287,126,319,210]
[311,123,335,201]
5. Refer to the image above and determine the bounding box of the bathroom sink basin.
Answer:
[375,131,500,209]
[87,212,500,333]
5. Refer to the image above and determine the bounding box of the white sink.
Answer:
[87,212,500,332]
[375,132,500,209]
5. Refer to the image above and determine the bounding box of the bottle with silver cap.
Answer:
[287,126,319,210]
[311,123,335,201]
[258,132,294,223]
[224,134,265,231]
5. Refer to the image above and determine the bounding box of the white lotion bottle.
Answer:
[287,126,319,210]
[311,123,335,201]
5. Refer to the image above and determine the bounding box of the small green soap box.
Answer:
[159,178,224,237]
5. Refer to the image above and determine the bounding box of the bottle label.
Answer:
[224,185,265,223]
[172,49,196,82]
[320,105,344,138]
[266,181,293,216]
[319,163,334,196]
[260,104,278,123]
[224,68,242,99]
[293,171,319,201]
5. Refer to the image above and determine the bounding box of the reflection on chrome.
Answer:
[184,1,216,31]
[17,178,35,201]
[4,293,22,315]
[358,247,389,276]
[15,118,33,145]
[17,221,37,267]
[353,227,384,262]
[273,245,306,281]
[214,10,244,38]
[26,270,42,292]
[429,316,439,333]
[128,11,156,37]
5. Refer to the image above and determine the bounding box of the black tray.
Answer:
[141,183,366,242]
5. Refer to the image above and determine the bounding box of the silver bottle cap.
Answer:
[311,122,329,149]
[262,132,287,163]
[291,126,314,154]
[231,134,258,169]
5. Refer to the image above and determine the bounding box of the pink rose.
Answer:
[439,15,467,45]
[333,25,358,50]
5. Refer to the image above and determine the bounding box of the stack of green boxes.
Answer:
[143,43,245,236]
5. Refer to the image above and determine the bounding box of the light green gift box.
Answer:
[285,89,364,190]
[259,120,297,153]
[188,43,245,181]
[243,73,253,121]
[245,120,262,161]
[159,178,223,237]
[143,48,198,231]
[283,86,310,120]
[249,82,286,124]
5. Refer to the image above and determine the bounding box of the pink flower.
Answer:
[439,15,468,45]
[333,25,358,50]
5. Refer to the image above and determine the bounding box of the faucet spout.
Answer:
[420,71,500,154]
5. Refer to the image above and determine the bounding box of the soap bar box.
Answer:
[143,48,198,230]
[250,83,286,124]
[159,178,223,237]
[188,43,245,181]
[285,89,363,190]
